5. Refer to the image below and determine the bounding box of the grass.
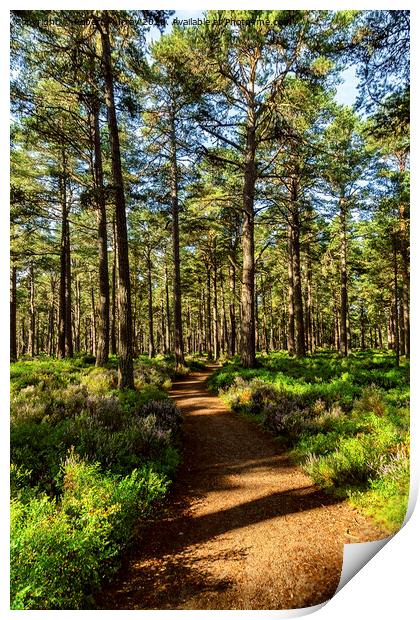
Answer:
[10,354,183,610]
[208,350,410,535]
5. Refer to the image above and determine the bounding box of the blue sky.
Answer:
[335,65,358,107]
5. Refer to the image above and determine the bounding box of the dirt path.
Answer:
[98,367,385,610]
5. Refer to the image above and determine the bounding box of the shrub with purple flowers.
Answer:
[139,399,182,435]
[11,355,182,609]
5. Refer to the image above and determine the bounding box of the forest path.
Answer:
[98,366,384,610]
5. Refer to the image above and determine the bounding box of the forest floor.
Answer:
[98,366,385,610]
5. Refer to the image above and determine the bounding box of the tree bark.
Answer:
[228,259,236,356]
[147,248,155,358]
[287,224,296,355]
[10,265,17,361]
[57,156,67,359]
[220,272,228,355]
[28,263,36,358]
[240,118,257,368]
[99,12,134,387]
[164,264,171,354]
[291,182,306,357]
[392,233,400,366]
[360,305,366,350]
[74,275,81,353]
[90,279,97,357]
[90,101,110,366]
[65,207,73,357]
[212,260,219,360]
[306,259,314,354]
[206,266,212,359]
[339,197,348,356]
[110,216,117,356]
[399,203,409,357]
[169,105,185,368]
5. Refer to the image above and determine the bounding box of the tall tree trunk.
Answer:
[206,266,212,359]
[255,277,260,352]
[387,309,393,349]
[220,272,228,355]
[339,197,348,356]
[228,259,236,356]
[269,286,275,351]
[399,299,405,356]
[49,276,57,356]
[165,264,171,354]
[99,12,133,387]
[261,276,269,354]
[378,324,383,349]
[212,261,219,359]
[186,303,192,354]
[399,204,409,356]
[28,263,35,358]
[287,224,296,355]
[91,101,110,366]
[160,299,166,354]
[10,265,17,361]
[65,216,73,357]
[306,259,314,354]
[74,275,81,353]
[392,233,400,366]
[291,184,306,357]
[169,105,185,368]
[110,216,117,356]
[90,279,97,357]
[147,249,155,358]
[240,118,257,368]
[58,158,67,359]
[20,318,26,356]
[198,289,205,355]
[360,305,366,350]
[36,313,40,355]
[398,156,409,357]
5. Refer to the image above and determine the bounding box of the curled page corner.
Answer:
[335,475,418,596]
[335,535,393,594]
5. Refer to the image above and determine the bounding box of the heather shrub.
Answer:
[185,356,206,371]
[247,379,282,415]
[303,425,403,490]
[140,399,182,435]
[263,398,313,438]
[354,384,387,416]
[67,394,181,469]
[349,441,410,532]
[11,452,168,610]
[133,358,173,390]
[116,385,168,415]
[81,368,118,395]
[11,419,70,492]
[10,355,182,609]
[85,394,124,429]
[10,385,50,423]
[312,402,346,432]
[48,384,89,422]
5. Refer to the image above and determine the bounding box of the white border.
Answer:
[2,3,419,619]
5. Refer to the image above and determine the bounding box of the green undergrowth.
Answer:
[10,354,183,609]
[209,350,410,534]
